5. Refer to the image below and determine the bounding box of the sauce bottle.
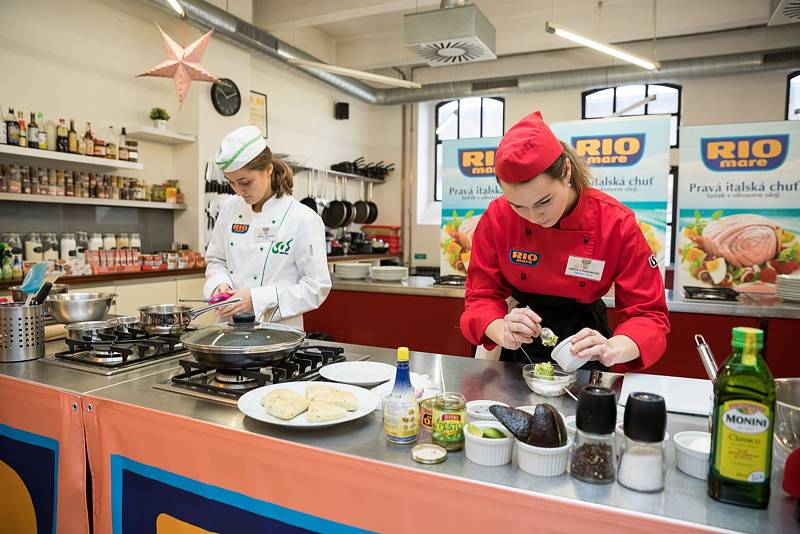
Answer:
[708,327,775,508]
[383,346,420,445]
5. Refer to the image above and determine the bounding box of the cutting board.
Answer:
[619,373,713,416]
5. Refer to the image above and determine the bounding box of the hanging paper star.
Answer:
[137,24,219,108]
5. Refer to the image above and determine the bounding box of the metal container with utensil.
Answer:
[10,283,69,303]
[65,320,118,342]
[0,302,45,362]
[137,298,241,335]
[46,292,116,324]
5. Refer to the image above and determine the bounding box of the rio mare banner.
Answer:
[550,115,671,274]
[676,121,800,294]
[440,137,502,275]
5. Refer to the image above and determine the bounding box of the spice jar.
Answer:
[116,233,130,249]
[617,392,667,493]
[570,386,617,484]
[102,233,117,251]
[59,233,77,260]
[432,392,467,451]
[88,232,103,251]
[75,231,89,262]
[126,141,138,163]
[23,233,43,261]
[42,232,59,261]
[129,233,141,251]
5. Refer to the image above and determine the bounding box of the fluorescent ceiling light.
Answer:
[545,22,660,71]
[288,59,422,89]
[436,111,458,135]
[165,0,185,17]
[609,95,656,117]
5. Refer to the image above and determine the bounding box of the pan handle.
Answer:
[188,297,243,319]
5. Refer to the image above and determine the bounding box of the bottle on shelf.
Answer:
[68,119,78,154]
[56,118,69,152]
[106,126,117,159]
[5,107,19,146]
[0,106,6,145]
[45,116,56,151]
[27,112,39,149]
[118,127,128,161]
[36,112,46,148]
[17,112,27,148]
[83,122,94,156]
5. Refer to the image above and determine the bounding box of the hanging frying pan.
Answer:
[341,179,356,227]
[364,181,379,224]
[300,169,318,212]
[322,177,347,228]
[353,180,370,224]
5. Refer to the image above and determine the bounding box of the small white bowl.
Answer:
[516,437,572,477]
[563,415,577,441]
[522,365,577,397]
[551,335,588,373]
[464,421,514,467]
[466,400,508,422]
[673,431,711,480]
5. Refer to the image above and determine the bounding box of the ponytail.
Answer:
[543,141,593,192]
[244,146,294,198]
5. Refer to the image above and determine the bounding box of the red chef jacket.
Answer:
[460,187,669,371]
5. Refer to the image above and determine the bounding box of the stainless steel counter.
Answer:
[332,276,800,319]
[85,340,794,533]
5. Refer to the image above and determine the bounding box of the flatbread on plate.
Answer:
[261,389,309,420]
[307,400,347,423]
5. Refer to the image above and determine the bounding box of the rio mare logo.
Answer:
[701,135,789,171]
[509,249,541,267]
[572,134,646,167]
[231,223,249,234]
[458,148,497,177]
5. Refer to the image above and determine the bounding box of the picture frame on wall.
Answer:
[249,90,267,138]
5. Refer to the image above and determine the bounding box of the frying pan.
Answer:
[137,298,241,335]
[300,169,318,212]
[341,179,356,227]
[322,176,347,228]
[364,181,379,224]
[353,181,370,224]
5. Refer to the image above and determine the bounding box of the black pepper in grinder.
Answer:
[570,385,618,484]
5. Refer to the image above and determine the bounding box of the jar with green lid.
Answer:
[432,393,466,451]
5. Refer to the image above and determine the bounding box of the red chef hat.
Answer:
[495,111,563,183]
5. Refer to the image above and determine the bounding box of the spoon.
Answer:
[540,327,559,347]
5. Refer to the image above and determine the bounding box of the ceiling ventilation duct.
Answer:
[768,0,800,25]
[404,0,496,66]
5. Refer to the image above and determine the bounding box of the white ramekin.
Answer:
[466,400,508,423]
[464,421,514,467]
[673,431,711,480]
[516,436,572,477]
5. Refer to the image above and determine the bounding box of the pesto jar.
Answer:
[432,393,466,451]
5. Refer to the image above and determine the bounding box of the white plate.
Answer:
[319,361,396,386]
[238,382,379,428]
[335,272,370,280]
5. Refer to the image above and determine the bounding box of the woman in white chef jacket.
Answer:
[204,125,331,328]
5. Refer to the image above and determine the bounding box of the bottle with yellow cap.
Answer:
[383,347,420,445]
[708,326,775,508]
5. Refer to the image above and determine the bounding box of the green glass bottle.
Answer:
[708,327,775,508]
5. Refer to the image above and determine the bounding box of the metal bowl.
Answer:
[45,292,116,324]
[65,320,118,342]
[110,315,141,333]
[775,378,800,471]
[9,284,69,303]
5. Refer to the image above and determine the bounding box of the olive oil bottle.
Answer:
[708,327,775,508]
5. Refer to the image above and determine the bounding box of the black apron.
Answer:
[500,289,611,371]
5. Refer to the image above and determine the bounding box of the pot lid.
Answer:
[179,313,305,355]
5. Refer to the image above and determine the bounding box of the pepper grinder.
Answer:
[617,392,667,493]
[570,385,618,484]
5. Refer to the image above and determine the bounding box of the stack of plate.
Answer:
[371,266,409,282]
[334,262,371,280]
[776,274,800,303]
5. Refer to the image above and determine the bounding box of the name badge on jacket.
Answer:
[565,256,605,281]
[255,226,279,243]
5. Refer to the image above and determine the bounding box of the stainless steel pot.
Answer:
[0,302,45,362]
[180,313,305,369]
[137,298,241,335]
[46,292,116,324]
[66,320,118,342]
[110,315,141,333]
[10,283,69,303]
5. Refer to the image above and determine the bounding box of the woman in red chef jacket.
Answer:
[460,111,669,371]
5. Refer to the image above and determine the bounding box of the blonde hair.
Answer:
[543,141,593,192]
[244,146,294,198]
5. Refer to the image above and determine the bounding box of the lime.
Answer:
[466,423,483,437]
[481,427,507,439]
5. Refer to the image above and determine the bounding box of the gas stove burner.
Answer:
[84,350,125,363]
[214,370,257,386]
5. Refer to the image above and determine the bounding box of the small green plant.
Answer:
[149,107,170,121]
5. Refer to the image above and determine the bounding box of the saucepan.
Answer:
[65,320,118,342]
[137,298,242,335]
[180,312,305,369]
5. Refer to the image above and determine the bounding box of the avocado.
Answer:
[526,403,567,448]
[489,405,533,442]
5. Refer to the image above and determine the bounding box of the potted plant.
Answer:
[149,107,170,130]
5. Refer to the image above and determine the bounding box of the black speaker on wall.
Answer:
[335,102,349,120]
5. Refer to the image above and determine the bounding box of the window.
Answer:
[582,84,682,147]
[787,71,800,120]
[434,97,505,201]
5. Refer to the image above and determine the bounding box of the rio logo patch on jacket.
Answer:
[701,135,789,171]
[510,249,541,266]
[272,239,293,255]
[458,148,496,177]
[231,223,250,234]
[572,134,645,167]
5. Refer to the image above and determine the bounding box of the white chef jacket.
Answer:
[204,194,331,329]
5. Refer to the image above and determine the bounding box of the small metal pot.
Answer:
[46,292,116,324]
[110,315,141,333]
[10,284,69,303]
[137,298,241,335]
[66,320,118,342]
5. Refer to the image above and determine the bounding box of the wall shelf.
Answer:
[294,166,386,183]
[0,144,143,170]
[0,192,186,210]
[125,126,196,145]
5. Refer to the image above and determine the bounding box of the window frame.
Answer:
[433,96,505,201]
[581,83,682,147]
[786,71,800,121]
